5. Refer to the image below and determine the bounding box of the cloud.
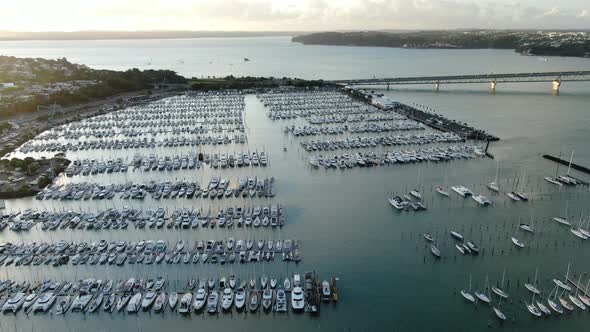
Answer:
[1,0,590,31]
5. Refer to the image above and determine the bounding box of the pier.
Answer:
[331,70,590,93]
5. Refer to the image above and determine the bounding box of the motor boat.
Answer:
[178,292,192,314]
[193,288,207,311]
[291,287,304,311]
[221,288,233,311]
[235,288,246,311]
[206,291,219,314]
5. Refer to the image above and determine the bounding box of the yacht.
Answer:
[141,291,157,311]
[430,244,441,258]
[221,288,233,311]
[450,231,464,241]
[23,293,38,312]
[207,291,219,314]
[168,292,178,309]
[553,216,570,226]
[248,290,260,312]
[436,186,450,197]
[54,295,72,315]
[474,290,490,304]
[547,298,563,314]
[31,293,56,313]
[1,292,26,313]
[519,223,534,233]
[524,283,540,295]
[263,289,273,310]
[291,287,305,311]
[235,288,246,311]
[153,292,167,312]
[506,192,521,201]
[126,293,142,313]
[527,303,542,317]
[178,292,192,314]
[472,194,491,206]
[569,294,587,310]
[276,289,287,312]
[559,297,574,311]
[409,190,422,200]
[536,301,551,316]
[544,177,563,186]
[493,307,507,321]
[451,186,473,197]
[492,287,509,299]
[553,279,572,291]
[423,233,434,242]
[193,288,207,311]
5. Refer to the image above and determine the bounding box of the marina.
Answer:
[0,36,589,332]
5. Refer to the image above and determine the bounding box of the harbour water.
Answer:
[1,37,590,331]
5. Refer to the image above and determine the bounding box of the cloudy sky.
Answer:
[1,0,588,31]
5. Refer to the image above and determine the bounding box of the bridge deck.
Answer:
[332,71,590,85]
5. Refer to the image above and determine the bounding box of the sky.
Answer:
[0,0,589,31]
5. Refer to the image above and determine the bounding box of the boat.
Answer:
[321,280,331,302]
[466,241,479,255]
[141,291,156,311]
[511,237,524,248]
[23,293,38,312]
[506,192,521,201]
[559,297,574,311]
[115,293,130,312]
[492,271,510,299]
[87,293,103,313]
[235,288,246,311]
[455,244,465,254]
[451,185,473,197]
[493,306,507,321]
[430,244,441,258]
[262,289,273,310]
[1,292,26,313]
[126,293,142,313]
[206,291,218,314]
[553,278,572,291]
[526,302,542,317]
[168,292,178,309]
[548,298,563,314]
[450,231,464,241]
[54,295,72,315]
[178,293,192,314]
[544,177,563,186]
[472,194,491,206]
[536,301,551,316]
[249,290,260,312]
[423,233,434,242]
[276,289,287,312]
[409,190,422,200]
[31,293,56,313]
[487,162,500,192]
[193,288,207,311]
[553,217,571,226]
[153,293,167,312]
[221,288,233,311]
[571,228,589,240]
[460,275,475,303]
[291,287,304,311]
[524,270,541,295]
[436,186,450,197]
[475,277,491,304]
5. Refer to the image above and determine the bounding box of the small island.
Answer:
[292,30,590,58]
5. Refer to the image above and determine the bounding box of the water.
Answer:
[1,37,590,331]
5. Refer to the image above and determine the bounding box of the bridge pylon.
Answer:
[490,80,496,93]
[553,79,561,94]
[435,81,440,92]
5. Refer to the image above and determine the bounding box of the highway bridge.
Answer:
[331,71,590,93]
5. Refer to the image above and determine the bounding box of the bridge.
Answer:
[331,71,590,93]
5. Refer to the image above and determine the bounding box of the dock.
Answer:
[564,275,590,298]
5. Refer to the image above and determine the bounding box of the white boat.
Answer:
[488,163,500,192]
[23,293,38,312]
[262,289,273,310]
[430,244,441,258]
[1,292,26,313]
[291,286,305,311]
[475,276,491,304]
[506,192,521,201]
[536,301,551,316]
[235,288,246,310]
[221,288,233,311]
[492,287,509,299]
[153,292,167,312]
[544,176,562,186]
[553,217,570,226]
[193,288,207,311]
[178,292,193,314]
[423,233,434,242]
[276,289,287,312]
[455,244,465,254]
[451,185,473,197]
[569,294,587,310]
[472,194,491,206]
[460,275,475,303]
[511,237,524,248]
[409,190,422,200]
[207,291,219,313]
[548,298,563,314]
[493,306,507,321]
[321,280,331,302]
[559,297,574,311]
[436,186,450,197]
[31,293,56,313]
[126,293,142,313]
[168,292,178,309]
[141,291,156,311]
[553,278,572,291]
[571,228,589,240]
[450,231,464,241]
[526,303,542,317]
[519,223,534,233]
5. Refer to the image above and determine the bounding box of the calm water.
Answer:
[1,37,590,331]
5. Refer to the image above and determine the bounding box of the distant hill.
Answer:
[0,30,302,41]
[292,30,590,57]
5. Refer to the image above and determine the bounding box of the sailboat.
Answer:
[493,298,507,321]
[569,275,587,310]
[475,276,491,304]
[492,270,510,299]
[553,201,570,226]
[524,269,541,295]
[558,151,579,185]
[410,167,422,200]
[436,166,450,197]
[487,162,500,192]
[578,278,590,307]
[547,286,564,314]
[571,213,589,240]
[516,170,529,201]
[519,215,534,233]
[526,290,542,317]
[511,223,525,248]
[545,152,564,186]
[460,275,475,303]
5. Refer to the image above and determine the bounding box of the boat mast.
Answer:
[494,161,499,184]
[567,150,574,175]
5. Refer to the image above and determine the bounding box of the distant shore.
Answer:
[0,31,298,41]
